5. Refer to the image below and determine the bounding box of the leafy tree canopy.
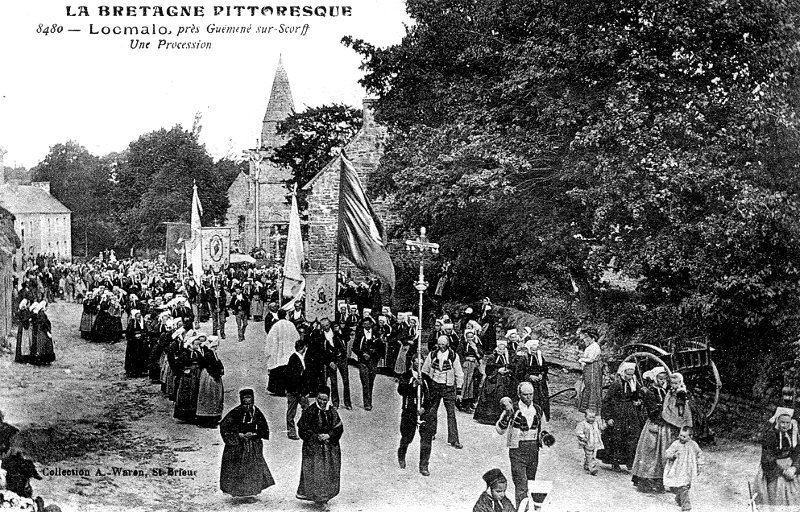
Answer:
[345,0,800,365]
[271,103,363,188]
[31,141,114,257]
[32,129,243,254]
[113,126,231,249]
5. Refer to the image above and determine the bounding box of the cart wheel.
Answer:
[683,360,722,419]
[623,352,672,379]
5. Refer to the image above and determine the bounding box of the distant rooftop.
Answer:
[0,183,71,214]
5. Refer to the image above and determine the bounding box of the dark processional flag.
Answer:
[337,153,396,291]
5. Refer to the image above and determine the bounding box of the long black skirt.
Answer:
[220,439,275,496]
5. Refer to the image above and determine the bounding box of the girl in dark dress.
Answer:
[14,299,32,364]
[196,336,225,427]
[173,334,203,423]
[457,328,484,413]
[29,302,55,366]
[124,310,148,377]
[149,312,173,383]
[515,338,550,421]
[474,339,517,425]
[79,291,98,339]
[91,294,117,343]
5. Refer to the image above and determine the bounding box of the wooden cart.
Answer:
[621,337,722,418]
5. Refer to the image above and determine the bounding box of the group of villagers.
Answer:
[475,326,703,512]
[57,271,800,512]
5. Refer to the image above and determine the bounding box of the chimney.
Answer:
[31,181,51,194]
[362,98,377,128]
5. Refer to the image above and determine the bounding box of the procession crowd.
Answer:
[5,254,800,511]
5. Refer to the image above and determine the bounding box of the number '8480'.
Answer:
[37,24,64,35]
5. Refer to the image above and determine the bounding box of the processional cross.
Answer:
[405,227,439,422]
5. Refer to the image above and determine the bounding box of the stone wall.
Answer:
[0,207,17,346]
[304,98,388,284]
[225,172,251,252]
[225,166,292,255]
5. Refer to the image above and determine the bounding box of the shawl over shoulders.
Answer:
[473,492,515,512]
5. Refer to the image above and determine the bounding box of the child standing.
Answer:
[574,409,604,475]
[663,426,703,511]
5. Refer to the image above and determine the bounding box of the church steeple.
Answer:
[261,55,295,149]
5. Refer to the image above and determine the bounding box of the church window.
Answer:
[238,215,246,236]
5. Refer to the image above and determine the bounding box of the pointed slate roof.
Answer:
[261,56,295,149]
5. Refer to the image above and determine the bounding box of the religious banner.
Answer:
[304,272,337,322]
[164,222,190,266]
[201,227,231,273]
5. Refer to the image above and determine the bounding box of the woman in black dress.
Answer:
[473,339,517,425]
[219,389,274,497]
[598,362,645,471]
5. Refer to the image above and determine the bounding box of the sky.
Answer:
[0,0,412,169]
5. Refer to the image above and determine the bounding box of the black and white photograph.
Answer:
[0,0,798,511]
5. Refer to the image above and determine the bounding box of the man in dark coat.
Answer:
[309,318,351,410]
[286,339,311,440]
[185,277,200,329]
[263,302,280,335]
[352,316,384,411]
[229,286,250,342]
[296,385,344,507]
[173,298,195,332]
[397,359,436,475]
[208,280,228,339]
[219,389,274,497]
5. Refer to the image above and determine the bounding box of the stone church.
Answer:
[224,58,394,308]
[225,57,295,255]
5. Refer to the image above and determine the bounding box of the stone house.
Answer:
[302,98,390,280]
[0,171,71,269]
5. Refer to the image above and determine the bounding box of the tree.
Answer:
[31,141,114,257]
[112,126,231,250]
[346,0,800,392]
[271,104,363,188]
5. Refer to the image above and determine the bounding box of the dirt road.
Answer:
[0,302,755,511]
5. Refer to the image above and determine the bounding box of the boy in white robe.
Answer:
[663,426,703,511]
